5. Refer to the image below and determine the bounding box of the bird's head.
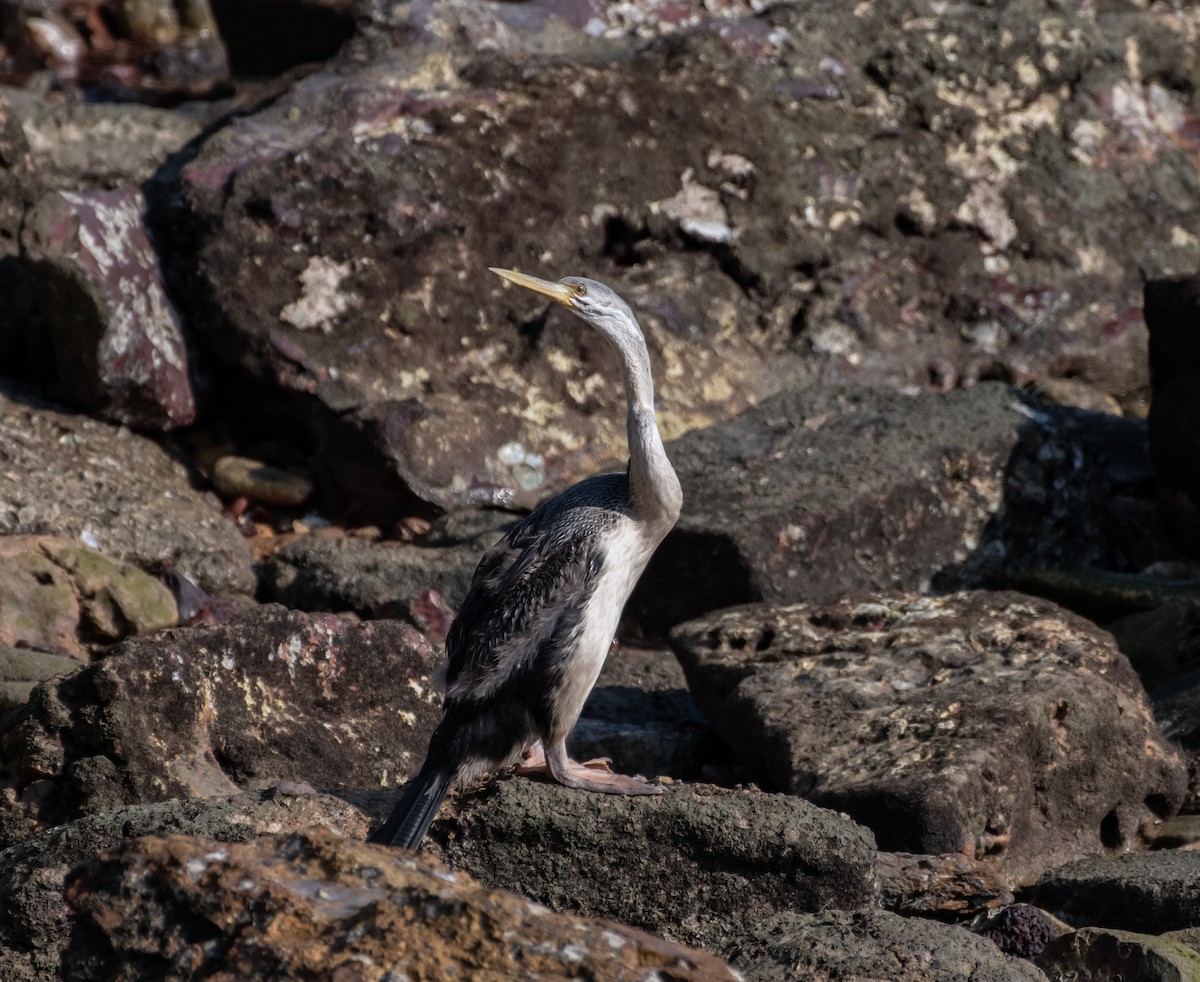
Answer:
[490,267,642,347]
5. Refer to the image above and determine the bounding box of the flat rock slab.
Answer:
[0,604,441,842]
[0,385,253,595]
[1038,926,1200,982]
[1028,851,1200,935]
[672,592,1187,884]
[630,383,1120,631]
[0,646,78,715]
[0,786,368,982]
[419,779,877,954]
[62,830,738,981]
[730,909,1047,982]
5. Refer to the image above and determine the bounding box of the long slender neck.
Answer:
[608,328,682,526]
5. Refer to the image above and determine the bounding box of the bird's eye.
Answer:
[573,283,587,298]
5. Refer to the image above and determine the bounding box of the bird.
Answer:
[368,268,682,849]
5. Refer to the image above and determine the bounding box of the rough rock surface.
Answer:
[1038,927,1200,982]
[0,384,253,595]
[418,779,878,954]
[729,909,1047,982]
[975,904,1070,962]
[0,787,367,982]
[0,536,177,660]
[672,592,1186,884]
[630,384,1140,633]
[156,1,1200,520]
[62,830,738,981]
[0,604,440,843]
[1028,851,1200,935]
[22,187,194,430]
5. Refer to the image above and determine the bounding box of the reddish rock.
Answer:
[672,592,1187,885]
[876,851,1014,919]
[22,187,194,430]
[61,830,739,981]
[0,604,441,839]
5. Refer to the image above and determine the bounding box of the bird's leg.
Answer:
[517,740,615,776]
[541,739,663,796]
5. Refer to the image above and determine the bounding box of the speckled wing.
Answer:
[443,515,603,710]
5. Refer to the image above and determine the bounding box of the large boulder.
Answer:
[0,604,441,844]
[631,382,1131,631]
[0,384,253,596]
[413,778,878,954]
[61,830,738,981]
[672,592,1187,885]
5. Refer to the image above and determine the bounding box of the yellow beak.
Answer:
[490,267,574,306]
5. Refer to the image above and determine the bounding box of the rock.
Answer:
[0,536,177,660]
[1144,275,1200,557]
[61,830,738,981]
[876,851,1013,919]
[0,787,368,982]
[22,187,195,430]
[260,530,494,616]
[1152,667,1200,813]
[172,36,800,518]
[974,905,1070,962]
[211,455,313,507]
[1028,851,1200,935]
[672,592,1187,884]
[0,604,441,843]
[629,384,1126,632]
[418,779,878,954]
[729,909,1047,982]
[0,646,78,715]
[1038,927,1200,982]
[1108,598,1200,690]
[0,383,254,596]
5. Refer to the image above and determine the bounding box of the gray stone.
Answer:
[421,779,878,955]
[0,646,79,715]
[729,909,1047,982]
[629,384,1134,633]
[1029,851,1200,935]
[0,384,253,596]
[0,604,441,844]
[1038,927,1200,982]
[672,592,1187,884]
[1154,666,1200,813]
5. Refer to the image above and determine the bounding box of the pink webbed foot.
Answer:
[518,740,663,796]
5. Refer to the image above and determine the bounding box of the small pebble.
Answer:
[213,455,313,507]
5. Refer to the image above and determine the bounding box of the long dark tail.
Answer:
[368,760,455,849]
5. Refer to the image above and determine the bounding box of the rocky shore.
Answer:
[3,1,1200,979]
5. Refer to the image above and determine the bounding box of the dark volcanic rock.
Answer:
[61,830,738,981]
[629,383,1135,633]
[0,385,253,595]
[22,187,194,430]
[0,787,368,982]
[1028,851,1200,935]
[1038,927,1200,982]
[672,592,1187,884]
[729,909,1047,982]
[975,904,1069,963]
[0,604,440,843]
[419,779,878,954]
[876,851,1013,919]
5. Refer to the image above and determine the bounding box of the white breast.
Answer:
[548,519,662,742]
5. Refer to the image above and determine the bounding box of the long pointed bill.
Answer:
[489,267,574,306]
